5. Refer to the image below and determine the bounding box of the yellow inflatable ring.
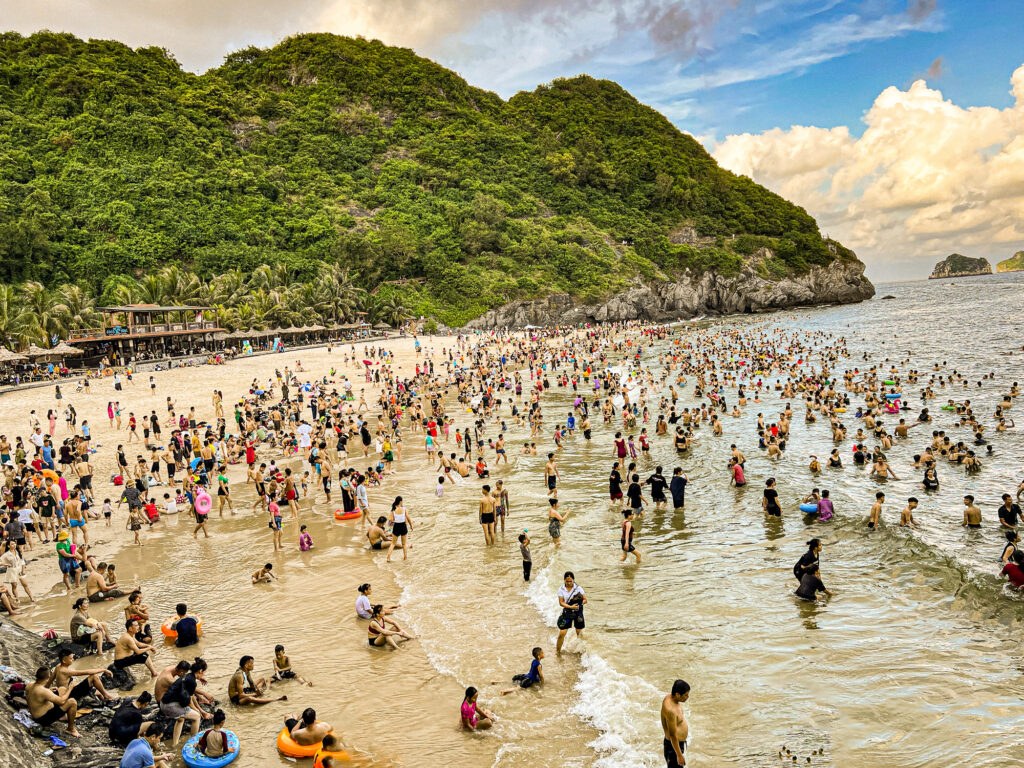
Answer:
[277,727,323,758]
[161,616,203,638]
[314,748,351,766]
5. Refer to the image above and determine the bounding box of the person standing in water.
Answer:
[386,496,412,562]
[544,453,560,498]
[660,679,690,768]
[478,485,496,546]
[556,571,586,653]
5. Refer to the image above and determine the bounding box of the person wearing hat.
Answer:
[56,530,82,589]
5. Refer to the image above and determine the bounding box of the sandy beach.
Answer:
[6,335,513,767]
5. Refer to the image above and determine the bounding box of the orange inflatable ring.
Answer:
[161,616,203,638]
[334,509,360,521]
[277,727,323,758]
[314,748,350,766]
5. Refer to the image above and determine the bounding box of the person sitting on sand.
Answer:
[366,516,392,550]
[228,655,286,705]
[70,597,113,655]
[366,604,416,649]
[272,644,312,686]
[252,563,275,583]
[87,561,128,602]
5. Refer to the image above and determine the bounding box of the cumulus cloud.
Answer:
[713,64,1024,279]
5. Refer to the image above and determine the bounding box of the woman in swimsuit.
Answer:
[547,499,568,548]
[386,496,413,562]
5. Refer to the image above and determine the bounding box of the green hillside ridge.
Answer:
[996,251,1024,273]
[0,30,859,339]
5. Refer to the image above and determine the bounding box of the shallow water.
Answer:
[20,273,1024,767]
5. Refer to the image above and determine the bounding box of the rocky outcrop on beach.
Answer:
[465,257,874,329]
[928,253,992,279]
[996,251,1024,273]
[0,619,123,768]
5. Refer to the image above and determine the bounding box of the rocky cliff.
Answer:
[996,251,1024,273]
[465,257,874,329]
[928,253,992,279]
[0,619,123,768]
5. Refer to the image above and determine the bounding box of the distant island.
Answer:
[996,251,1024,273]
[929,253,992,279]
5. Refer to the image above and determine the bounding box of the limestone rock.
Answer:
[466,258,874,329]
[928,253,991,279]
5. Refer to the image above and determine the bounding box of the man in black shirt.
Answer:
[795,567,832,601]
[669,468,688,510]
[645,466,668,510]
[108,691,154,747]
[998,494,1021,529]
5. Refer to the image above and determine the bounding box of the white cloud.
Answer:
[713,64,1024,280]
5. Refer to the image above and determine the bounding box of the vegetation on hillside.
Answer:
[0,31,857,339]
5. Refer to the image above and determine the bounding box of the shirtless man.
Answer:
[87,562,128,602]
[660,679,690,767]
[48,648,119,703]
[228,656,286,705]
[27,666,80,738]
[74,456,94,503]
[366,516,392,550]
[868,492,884,530]
[155,661,189,704]
[544,453,560,498]
[871,455,899,480]
[113,619,158,677]
[478,485,496,546]
[899,497,919,527]
[288,707,333,745]
[962,495,982,527]
[65,492,88,546]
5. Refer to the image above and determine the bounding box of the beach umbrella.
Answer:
[0,347,26,363]
[308,324,325,332]
[211,331,229,341]
[26,343,49,358]
[49,341,84,357]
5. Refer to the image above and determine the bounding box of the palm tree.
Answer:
[52,284,101,337]
[17,281,63,346]
[376,294,411,327]
[210,269,247,306]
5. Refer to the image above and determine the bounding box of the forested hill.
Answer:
[0,31,860,330]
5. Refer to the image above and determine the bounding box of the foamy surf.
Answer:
[571,651,666,768]
[524,562,668,768]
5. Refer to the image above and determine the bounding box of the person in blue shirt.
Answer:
[501,647,545,694]
[120,729,171,768]
[566,413,576,433]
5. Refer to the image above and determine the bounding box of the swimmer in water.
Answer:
[962,495,982,528]
[868,491,884,529]
[899,497,919,527]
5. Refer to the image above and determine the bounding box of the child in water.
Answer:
[501,647,545,694]
[299,525,313,551]
[271,644,313,686]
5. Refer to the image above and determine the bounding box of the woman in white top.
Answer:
[386,496,413,563]
[0,540,32,601]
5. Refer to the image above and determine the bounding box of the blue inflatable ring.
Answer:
[884,393,901,399]
[799,503,819,513]
[182,730,240,768]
